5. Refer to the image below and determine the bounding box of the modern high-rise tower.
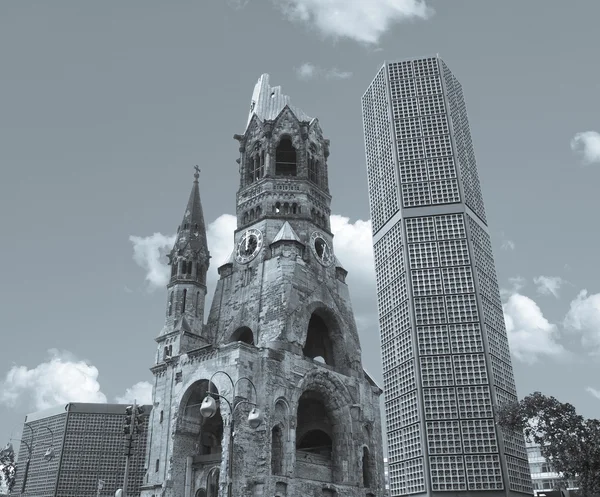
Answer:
[361,56,532,497]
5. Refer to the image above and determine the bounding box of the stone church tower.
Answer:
[140,75,385,497]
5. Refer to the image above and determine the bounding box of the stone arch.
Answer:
[293,370,355,484]
[228,326,254,345]
[292,301,361,375]
[177,380,224,455]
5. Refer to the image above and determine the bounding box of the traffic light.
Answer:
[123,405,133,435]
[123,436,133,457]
[133,406,144,434]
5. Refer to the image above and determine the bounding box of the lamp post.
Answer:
[199,371,263,497]
[13,424,56,495]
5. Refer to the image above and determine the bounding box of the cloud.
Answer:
[564,290,600,354]
[500,276,525,300]
[500,232,515,251]
[0,350,107,410]
[275,0,433,45]
[295,63,353,81]
[533,276,565,298]
[503,293,566,364]
[115,381,153,405]
[585,386,600,400]
[129,232,176,291]
[570,131,600,165]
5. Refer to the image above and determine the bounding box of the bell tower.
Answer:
[141,76,385,497]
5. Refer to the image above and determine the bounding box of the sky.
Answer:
[1,0,600,456]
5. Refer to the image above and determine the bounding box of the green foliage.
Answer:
[0,444,16,494]
[497,391,600,497]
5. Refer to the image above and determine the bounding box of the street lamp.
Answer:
[199,371,263,497]
[14,424,56,495]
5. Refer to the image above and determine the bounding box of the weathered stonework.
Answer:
[140,74,385,497]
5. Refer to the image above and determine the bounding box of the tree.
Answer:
[497,391,600,497]
[0,443,16,494]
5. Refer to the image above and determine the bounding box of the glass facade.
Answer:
[362,56,532,497]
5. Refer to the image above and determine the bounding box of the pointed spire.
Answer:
[246,74,313,131]
[173,167,208,257]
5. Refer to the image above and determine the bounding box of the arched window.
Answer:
[308,156,318,185]
[275,137,297,176]
[181,260,187,275]
[271,425,283,475]
[250,208,255,221]
[283,203,289,214]
[243,212,248,224]
[196,263,202,278]
[168,292,173,316]
[362,447,371,487]
[229,327,254,345]
[171,263,176,277]
[195,490,206,497]
[303,314,335,366]
[196,291,200,317]
[292,203,297,214]
[182,289,187,313]
[187,262,193,276]
[256,206,262,217]
[275,202,281,214]
[296,391,333,460]
[206,468,220,497]
[260,150,265,177]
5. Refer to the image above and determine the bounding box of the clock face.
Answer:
[236,229,263,264]
[310,231,334,267]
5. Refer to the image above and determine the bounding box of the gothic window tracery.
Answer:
[247,143,265,184]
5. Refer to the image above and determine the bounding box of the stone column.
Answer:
[184,456,193,497]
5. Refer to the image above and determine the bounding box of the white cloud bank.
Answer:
[564,290,600,354]
[570,131,600,165]
[503,293,566,364]
[295,62,353,81]
[129,232,176,290]
[274,0,433,44]
[533,276,565,298]
[0,350,107,410]
[0,350,153,411]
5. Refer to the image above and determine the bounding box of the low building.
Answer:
[12,402,150,497]
[526,442,578,495]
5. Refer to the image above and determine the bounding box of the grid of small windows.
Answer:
[415,76,443,96]
[424,135,453,158]
[417,326,451,356]
[441,266,474,294]
[422,114,450,136]
[388,458,426,495]
[414,296,446,325]
[386,391,420,433]
[445,294,479,323]
[423,387,458,420]
[373,221,403,266]
[441,60,487,223]
[390,78,416,99]
[490,355,518,396]
[392,98,419,119]
[399,159,428,183]
[389,423,423,462]
[401,182,431,207]
[395,118,422,140]
[385,397,403,432]
[500,426,529,460]
[448,323,484,354]
[375,251,404,293]
[435,213,466,239]
[507,455,535,494]
[411,269,442,296]
[408,242,439,269]
[384,360,417,399]
[406,216,436,243]
[456,386,493,419]
[429,455,466,491]
[379,301,411,344]
[378,274,408,316]
[428,156,457,181]
[418,94,446,116]
[438,239,470,266]
[13,414,66,496]
[453,354,488,385]
[362,66,400,233]
[461,419,498,454]
[397,137,425,161]
[464,454,504,490]
[430,179,461,204]
[427,421,462,454]
[420,355,454,387]
[381,329,413,371]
